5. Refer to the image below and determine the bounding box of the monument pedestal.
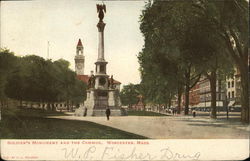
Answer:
[75,88,124,116]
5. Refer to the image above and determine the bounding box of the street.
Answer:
[49,112,249,139]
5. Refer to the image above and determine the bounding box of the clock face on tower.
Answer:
[77,64,83,69]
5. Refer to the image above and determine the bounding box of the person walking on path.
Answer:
[106,108,111,120]
[192,109,196,118]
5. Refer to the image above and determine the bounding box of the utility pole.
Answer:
[226,95,229,119]
[47,41,50,59]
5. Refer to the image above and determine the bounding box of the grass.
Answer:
[127,110,168,116]
[0,108,147,139]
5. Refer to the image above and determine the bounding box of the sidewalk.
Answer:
[48,114,249,139]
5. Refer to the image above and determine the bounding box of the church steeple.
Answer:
[75,39,85,75]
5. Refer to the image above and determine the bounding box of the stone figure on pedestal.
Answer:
[110,75,114,89]
[96,4,106,22]
[108,76,110,88]
[88,74,95,89]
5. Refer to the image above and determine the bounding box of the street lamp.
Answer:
[224,85,229,119]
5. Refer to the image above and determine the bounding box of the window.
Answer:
[232,91,235,98]
[232,81,234,88]
[228,82,230,88]
[228,92,230,99]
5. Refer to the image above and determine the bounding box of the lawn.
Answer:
[127,110,168,116]
[0,108,147,139]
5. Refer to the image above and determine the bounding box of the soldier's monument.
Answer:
[75,4,124,116]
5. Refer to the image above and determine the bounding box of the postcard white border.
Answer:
[1,139,249,160]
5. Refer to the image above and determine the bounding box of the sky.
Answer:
[1,0,146,86]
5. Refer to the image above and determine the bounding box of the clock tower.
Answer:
[75,39,85,75]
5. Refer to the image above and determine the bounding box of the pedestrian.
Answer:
[105,107,111,120]
[192,109,196,118]
[84,107,87,117]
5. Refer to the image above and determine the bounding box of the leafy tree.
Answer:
[69,79,87,106]
[211,0,248,122]
[187,0,249,121]
[180,10,234,118]
[139,1,204,115]
[2,50,87,111]
[5,60,26,106]
[0,49,18,108]
[139,0,243,120]
[138,49,180,108]
[53,59,86,111]
[120,84,140,108]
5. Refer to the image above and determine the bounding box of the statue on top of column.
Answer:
[96,4,106,22]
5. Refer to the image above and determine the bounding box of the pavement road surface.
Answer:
[48,114,250,139]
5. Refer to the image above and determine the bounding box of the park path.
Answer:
[48,114,250,139]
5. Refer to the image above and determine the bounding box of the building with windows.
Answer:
[189,84,200,108]
[226,68,241,109]
[178,66,243,112]
[193,76,225,111]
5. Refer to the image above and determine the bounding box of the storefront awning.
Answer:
[196,101,223,107]
[197,102,211,107]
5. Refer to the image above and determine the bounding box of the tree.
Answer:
[5,60,26,106]
[0,49,18,108]
[2,51,87,111]
[69,79,87,106]
[139,0,242,120]
[120,84,140,108]
[191,0,249,122]
[181,13,234,118]
[53,59,86,111]
[215,0,249,122]
[138,49,180,108]
[139,1,207,115]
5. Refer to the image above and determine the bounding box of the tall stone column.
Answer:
[97,22,106,61]
[95,21,108,90]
